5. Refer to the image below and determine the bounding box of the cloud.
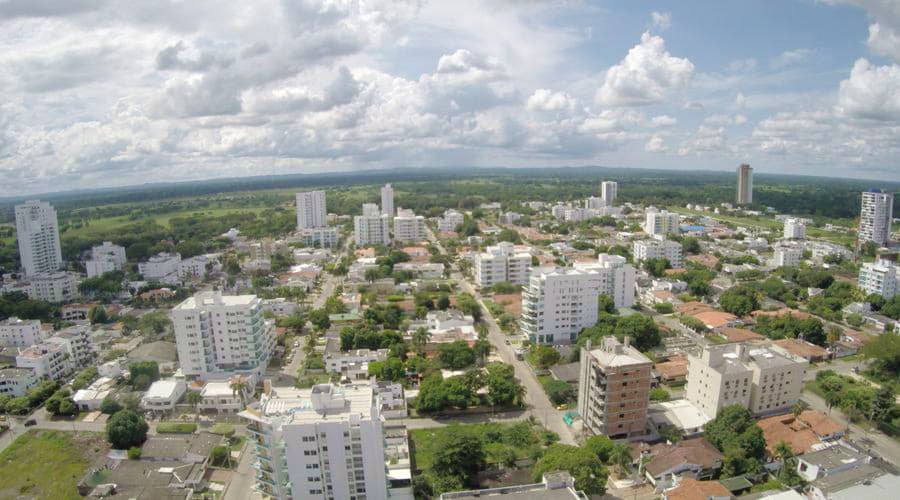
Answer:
[645,134,667,152]
[155,40,235,72]
[650,11,671,30]
[526,89,575,112]
[596,32,694,107]
[770,48,814,69]
[837,58,900,121]
[823,0,900,61]
[650,115,677,127]
[868,22,900,62]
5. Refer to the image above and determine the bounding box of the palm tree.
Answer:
[186,391,202,420]
[609,444,633,478]
[412,327,431,355]
[791,400,810,417]
[230,378,249,407]
[774,440,794,475]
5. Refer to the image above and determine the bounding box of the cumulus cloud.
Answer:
[596,32,694,107]
[645,134,667,152]
[526,89,575,112]
[868,23,900,62]
[837,58,900,120]
[651,11,671,30]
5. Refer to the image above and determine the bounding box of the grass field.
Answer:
[0,430,107,500]
[671,207,856,246]
[59,207,272,239]
[156,422,198,434]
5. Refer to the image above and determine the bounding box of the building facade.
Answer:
[773,246,803,268]
[737,163,753,205]
[578,336,653,439]
[438,209,465,232]
[858,189,894,246]
[27,271,78,303]
[601,181,618,205]
[0,367,39,397]
[381,183,394,217]
[783,219,807,240]
[354,214,391,246]
[15,200,62,276]
[296,191,328,230]
[521,267,604,345]
[858,255,900,299]
[645,210,681,236]
[393,211,426,243]
[86,241,127,278]
[473,242,532,288]
[16,342,72,380]
[686,343,808,419]
[172,292,276,379]
[0,317,45,348]
[633,238,683,268]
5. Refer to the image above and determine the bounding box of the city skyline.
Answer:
[0,1,899,196]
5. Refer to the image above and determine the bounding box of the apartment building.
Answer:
[296,191,327,230]
[240,382,413,500]
[15,200,62,276]
[644,209,680,236]
[299,227,339,248]
[85,241,127,278]
[633,238,683,268]
[737,164,753,205]
[139,252,183,280]
[858,189,893,246]
[16,342,72,380]
[27,271,78,303]
[578,336,653,439]
[354,213,391,246]
[381,184,395,217]
[325,349,389,374]
[438,209,465,232]
[773,246,803,268]
[783,219,807,240]
[521,267,605,345]
[171,291,276,379]
[576,254,636,309]
[48,326,97,369]
[0,317,46,348]
[586,196,606,209]
[393,210,426,243]
[858,255,900,299]
[686,343,808,419]
[473,242,532,287]
[0,367,39,397]
[601,181,618,204]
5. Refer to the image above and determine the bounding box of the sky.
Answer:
[1,0,899,196]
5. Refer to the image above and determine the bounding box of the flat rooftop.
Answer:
[254,383,374,426]
[175,292,257,310]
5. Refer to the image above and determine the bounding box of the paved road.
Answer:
[224,438,261,500]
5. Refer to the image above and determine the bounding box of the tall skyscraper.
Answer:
[736,163,753,205]
[601,181,618,204]
[380,183,394,217]
[295,191,327,230]
[859,189,894,246]
[14,200,62,276]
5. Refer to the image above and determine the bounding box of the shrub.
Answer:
[127,447,142,460]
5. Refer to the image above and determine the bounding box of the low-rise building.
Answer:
[198,376,253,413]
[141,378,187,412]
[0,317,45,348]
[27,271,78,303]
[324,349,389,373]
[438,472,584,499]
[16,342,71,380]
[298,227,339,248]
[772,245,803,268]
[393,262,444,279]
[642,438,724,488]
[139,252,182,281]
[73,376,116,411]
[634,238,683,268]
[438,209,465,232]
[0,367,39,397]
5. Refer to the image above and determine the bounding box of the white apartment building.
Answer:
[48,325,96,369]
[858,256,900,299]
[85,241,127,278]
[296,191,328,230]
[586,196,606,210]
[521,254,635,344]
[240,382,413,500]
[381,183,395,217]
[521,267,605,344]
[324,349,389,373]
[0,317,45,348]
[171,291,276,379]
[299,227,339,248]
[15,200,62,276]
[773,246,803,268]
[633,238,683,268]
[473,242,532,288]
[27,271,78,303]
[0,367,39,397]
[139,252,182,280]
[438,209,465,232]
[783,218,807,240]
[362,203,381,217]
[392,262,444,279]
[859,189,894,246]
[551,204,567,219]
[354,214,391,246]
[16,342,72,380]
[686,343,808,419]
[644,209,680,236]
[393,211,426,243]
[601,181,618,205]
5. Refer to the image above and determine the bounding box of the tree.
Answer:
[682,237,701,255]
[411,327,431,355]
[774,440,794,475]
[613,314,661,351]
[862,331,900,376]
[415,375,449,413]
[436,295,451,310]
[532,444,608,495]
[586,435,616,462]
[483,362,525,407]
[456,294,482,322]
[609,443,633,477]
[431,428,486,487]
[872,386,896,422]
[106,410,149,449]
[186,391,202,412]
[210,445,231,467]
[128,361,160,387]
[88,305,109,324]
[659,425,684,444]
[308,309,331,331]
[719,286,760,317]
[438,340,477,369]
[127,447,142,460]
[543,379,574,405]
[704,405,766,472]
[443,375,474,409]
[598,294,616,314]
[138,311,172,338]
[531,345,561,369]
[643,257,670,278]
[792,400,810,417]
[230,378,249,403]
[649,387,671,402]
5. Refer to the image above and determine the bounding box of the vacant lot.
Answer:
[0,430,108,500]
[410,421,544,473]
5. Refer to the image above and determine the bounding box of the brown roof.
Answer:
[841,329,873,347]
[655,355,689,380]
[757,413,822,456]
[653,290,677,300]
[677,302,715,316]
[666,478,731,500]
[773,338,829,360]
[797,410,847,438]
[692,311,738,328]
[718,327,765,342]
[686,254,720,269]
[751,307,811,320]
[645,438,724,477]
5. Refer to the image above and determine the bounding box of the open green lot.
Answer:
[410,422,543,472]
[0,430,107,500]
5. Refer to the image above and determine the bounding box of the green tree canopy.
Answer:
[532,444,608,495]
